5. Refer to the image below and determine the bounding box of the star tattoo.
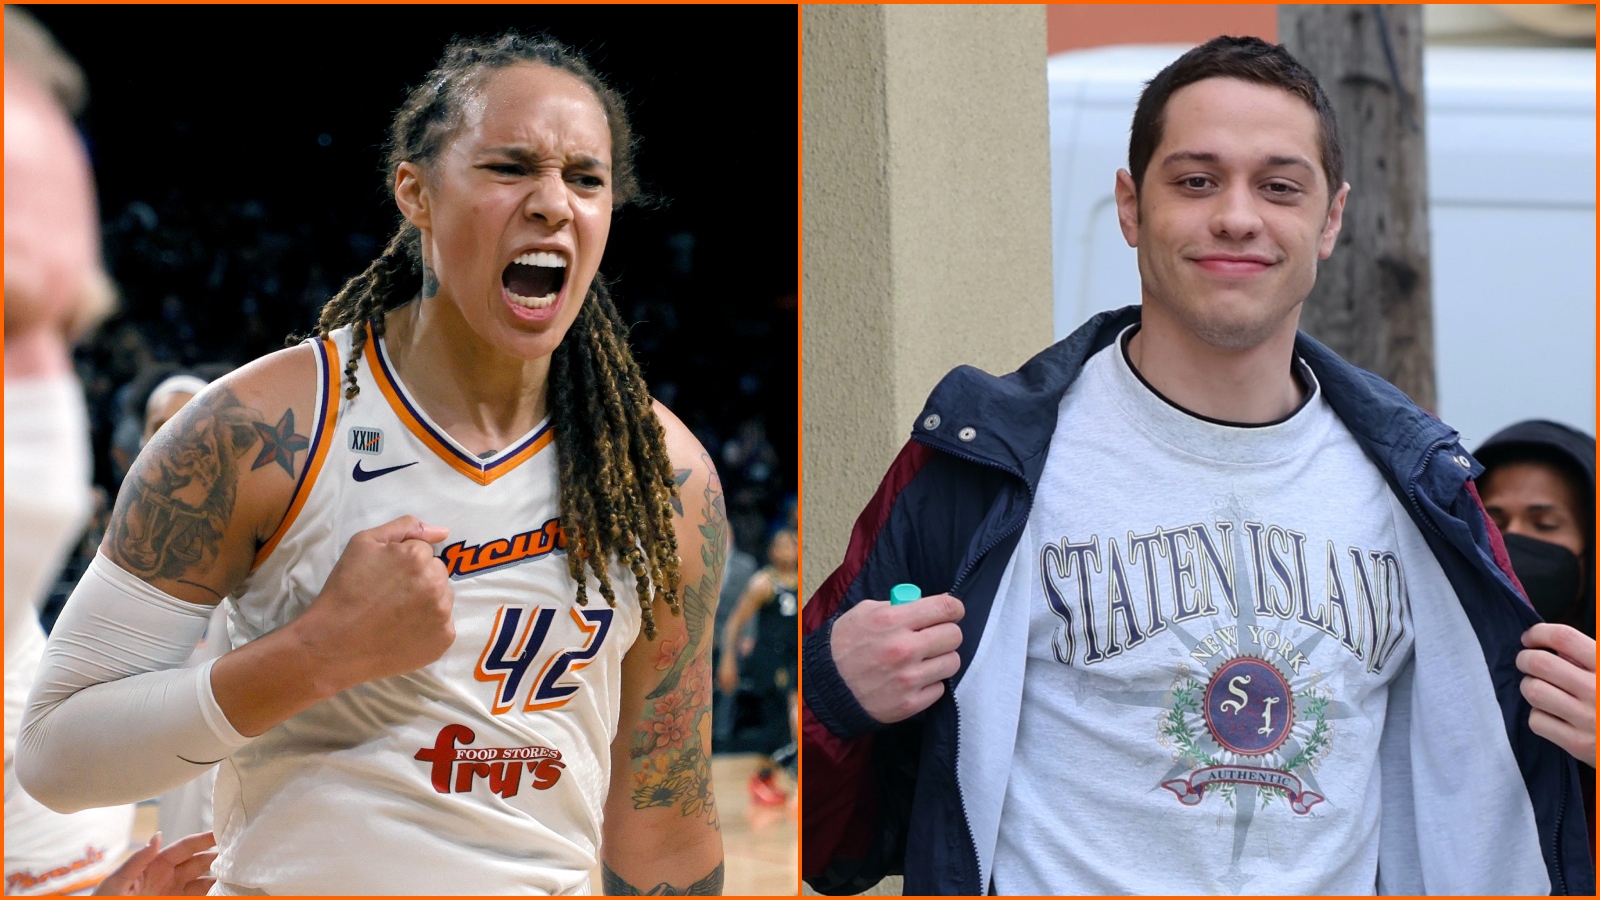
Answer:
[251,409,310,476]
[670,468,692,516]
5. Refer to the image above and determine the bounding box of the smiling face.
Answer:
[396,62,614,361]
[1115,76,1348,351]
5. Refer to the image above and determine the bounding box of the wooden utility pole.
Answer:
[1280,5,1435,410]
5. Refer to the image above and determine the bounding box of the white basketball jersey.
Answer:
[212,323,640,894]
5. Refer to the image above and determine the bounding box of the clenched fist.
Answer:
[831,593,965,724]
[293,516,455,694]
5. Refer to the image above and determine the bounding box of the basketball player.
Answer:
[19,34,725,895]
[802,36,1591,895]
[717,528,799,803]
[141,374,211,447]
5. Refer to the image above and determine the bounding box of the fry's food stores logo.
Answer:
[414,724,565,798]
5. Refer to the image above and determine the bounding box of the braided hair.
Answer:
[314,33,680,639]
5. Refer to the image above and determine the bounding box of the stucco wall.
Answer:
[802,5,1054,588]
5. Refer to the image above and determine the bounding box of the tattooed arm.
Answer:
[20,337,459,810]
[96,343,455,738]
[102,347,316,605]
[601,403,725,895]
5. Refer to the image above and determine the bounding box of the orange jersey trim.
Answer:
[361,322,553,486]
[253,337,340,569]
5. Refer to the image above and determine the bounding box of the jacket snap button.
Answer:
[958,427,977,442]
[1454,454,1472,469]
[923,414,941,431]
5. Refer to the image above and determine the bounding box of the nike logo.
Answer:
[352,460,419,482]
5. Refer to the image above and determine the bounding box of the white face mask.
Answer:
[5,375,93,625]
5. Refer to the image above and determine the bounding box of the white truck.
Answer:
[1048,44,1596,445]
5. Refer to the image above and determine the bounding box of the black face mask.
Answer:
[1503,532,1584,623]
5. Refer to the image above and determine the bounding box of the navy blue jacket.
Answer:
[802,306,1594,895]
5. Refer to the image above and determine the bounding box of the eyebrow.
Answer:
[1485,501,1568,515]
[1159,151,1316,174]
[483,146,610,172]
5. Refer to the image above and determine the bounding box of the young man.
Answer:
[802,36,1593,895]
[1477,419,1596,835]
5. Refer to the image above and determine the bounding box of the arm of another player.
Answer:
[601,404,724,895]
[717,570,774,693]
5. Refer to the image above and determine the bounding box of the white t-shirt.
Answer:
[992,329,1418,895]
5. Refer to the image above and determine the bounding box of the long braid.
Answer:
[310,33,679,637]
[318,226,423,398]
[551,279,681,639]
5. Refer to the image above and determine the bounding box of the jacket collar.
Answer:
[913,304,1469,489]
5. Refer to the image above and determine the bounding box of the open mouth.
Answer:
[502,251,567,309]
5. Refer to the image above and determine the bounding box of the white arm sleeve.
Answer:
[17,552,253,813]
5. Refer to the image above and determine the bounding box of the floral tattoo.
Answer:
[628,455,725,826]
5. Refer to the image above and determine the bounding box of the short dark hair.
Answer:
[1478,440,1595,553]
[1128,35,1343,197]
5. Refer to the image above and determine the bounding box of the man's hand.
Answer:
[293,515,455,694]
[1517,623,1595,767]
[831,594,964,723]
[93,832,216,896]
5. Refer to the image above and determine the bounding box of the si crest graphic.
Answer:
[1159,653,1331,815]
[1205,657,1293,755]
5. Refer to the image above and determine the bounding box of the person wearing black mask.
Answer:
[1477,420,1595,838]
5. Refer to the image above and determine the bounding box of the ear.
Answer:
[1113,169,1140,248]
[394,161,431,232]
[1317,182,1350,260]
